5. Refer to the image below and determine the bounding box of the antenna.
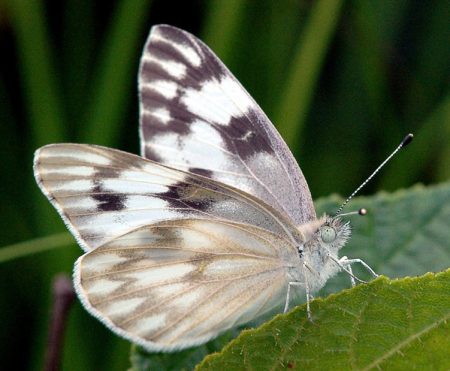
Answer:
[334,133,413,216]
[339,208,367,217]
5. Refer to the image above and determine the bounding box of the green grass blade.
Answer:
[404,0,450,125]
[6,0,70,234]
[80,0,152,146]
[379,93,450,189]
[202,0,247,64]
[62,0,95,128]
[6,0,66,147]
[274,0,344,148]
[0,233,73,263]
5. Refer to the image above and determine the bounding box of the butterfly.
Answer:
[33,24,377,352]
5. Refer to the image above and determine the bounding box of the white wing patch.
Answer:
[132,314,168,336]
[147,79,178,99]
[87,279,124,296]
[181,77,253,126]
[150,107,173,125]
[104,297,147,318]
[142,54,187,79]
[144,120,231,174]
[39,145,112,165]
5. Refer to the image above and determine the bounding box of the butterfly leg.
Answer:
[303,264,312,320]
[284,275,312,320]
[339,256,379,279]
[284,281,312,319]
[340,256,379,277]
[342,258,356,287]
[328,254,366,284]
[284,282,302,313]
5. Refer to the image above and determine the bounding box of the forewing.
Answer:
[34,143,300,251]
[74,219,297,351]
[139,24,316,225]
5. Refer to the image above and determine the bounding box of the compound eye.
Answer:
[320,226,336,243]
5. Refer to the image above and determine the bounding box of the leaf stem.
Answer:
[44,275,76,371]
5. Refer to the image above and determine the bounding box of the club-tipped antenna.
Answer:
[339,208,367,217]
[334,133,413,216]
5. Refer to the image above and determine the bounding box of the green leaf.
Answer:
[129,182,450,370]
[197,270,450,370]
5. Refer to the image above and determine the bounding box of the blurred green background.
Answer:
[0,0,449,369]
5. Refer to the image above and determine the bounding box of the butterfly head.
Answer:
[301,216,350,262]
[316,216,351,253]
[288,216,351,293]
[298,216,351,254]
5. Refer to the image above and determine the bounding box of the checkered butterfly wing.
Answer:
[139,25,316,225]
[34,144,302,251]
